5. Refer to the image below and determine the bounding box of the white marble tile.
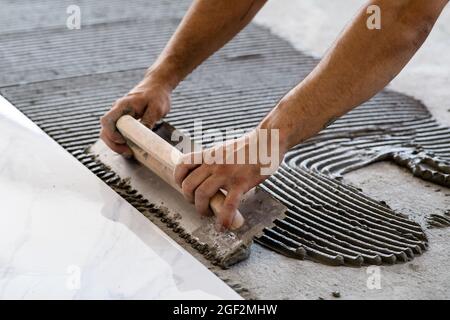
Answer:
[0,96,241,300]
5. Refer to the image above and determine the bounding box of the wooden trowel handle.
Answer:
[116,115,245,230]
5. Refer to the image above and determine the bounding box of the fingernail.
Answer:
[230,213,245,230]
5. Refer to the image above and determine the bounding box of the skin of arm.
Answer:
[100,0,267,157]
[174,0,448,231]
[259,0,449,151]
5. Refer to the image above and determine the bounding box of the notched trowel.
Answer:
[90,115,286,267]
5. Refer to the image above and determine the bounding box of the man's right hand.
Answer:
[100,78,172,157]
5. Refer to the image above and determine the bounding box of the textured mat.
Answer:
[2,0,449,266]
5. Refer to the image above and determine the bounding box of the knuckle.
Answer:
[223,201,238,216]
[181,180,194,196]
[231,177,246,188]
[180,154,190,165]
[100,114,108,126]
[101,110,119,128]
[195,187,207,199]
[115,97,137,115]
[111,99,124,110]
[214,164,229,175]
[174,162,186,176]
[174,163,187,178]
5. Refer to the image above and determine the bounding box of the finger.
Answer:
[194,176,224,217]
[216,188,244,231]
[100,129,132,157]
[100,113,125,145]
[100,98,141,145]
[173,152,203,187]
[181,165,211,203]
[141,107,162,129]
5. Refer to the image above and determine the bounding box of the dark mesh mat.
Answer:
[2,0,449,266]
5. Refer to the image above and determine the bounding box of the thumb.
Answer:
[215,189,244,231]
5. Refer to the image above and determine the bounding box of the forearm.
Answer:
[260,0,447,152]
[144,0,267,90]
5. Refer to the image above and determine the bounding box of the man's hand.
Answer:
[174,129,284,231]
[100,77,172,157]
[100,0,267,157]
